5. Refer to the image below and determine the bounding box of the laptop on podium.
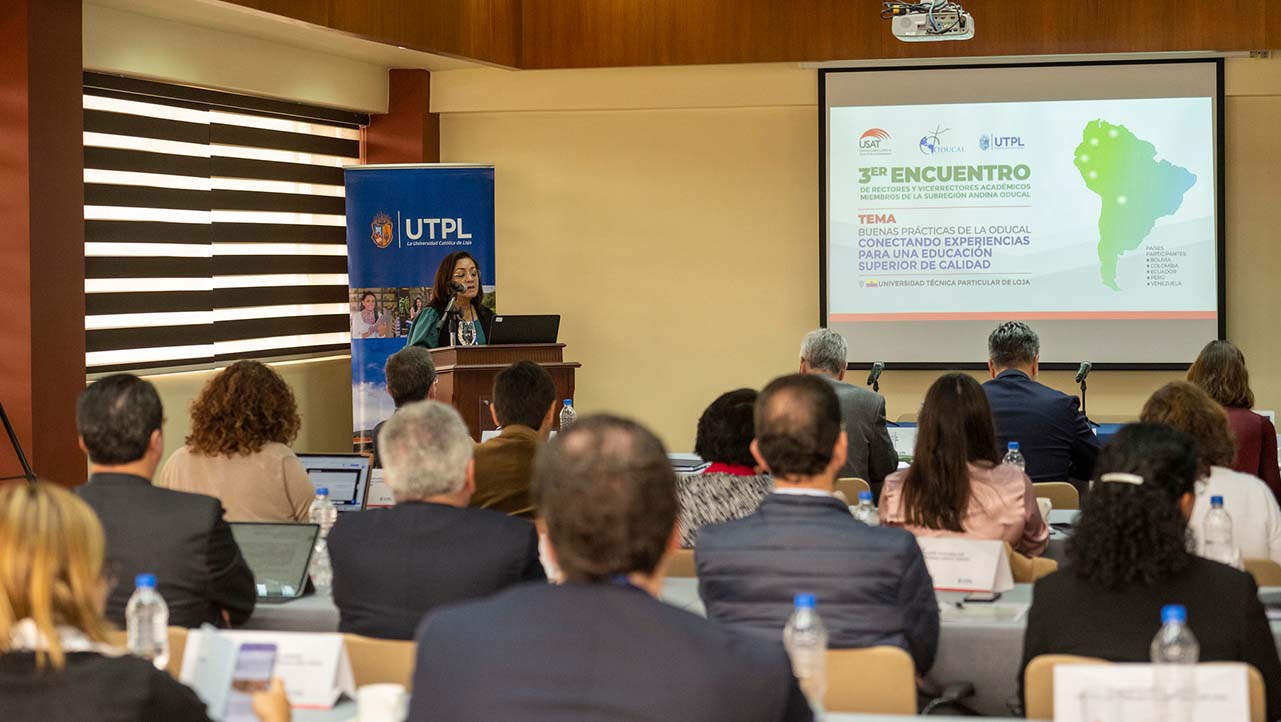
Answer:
[488,314,560,345]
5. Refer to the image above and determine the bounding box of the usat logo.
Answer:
[371,212,394,249]
[859,128,892,154]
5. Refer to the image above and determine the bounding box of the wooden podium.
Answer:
[429,344,581,440]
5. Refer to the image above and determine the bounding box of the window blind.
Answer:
[83,73,366,374]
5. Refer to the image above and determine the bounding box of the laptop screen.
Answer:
[229,523,318,599]
[297,453,370,511]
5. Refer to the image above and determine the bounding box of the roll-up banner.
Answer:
[343,164,496,453]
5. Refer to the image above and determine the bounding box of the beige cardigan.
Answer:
[156,441,314,522]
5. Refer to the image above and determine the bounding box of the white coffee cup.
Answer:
[356,683,408,722]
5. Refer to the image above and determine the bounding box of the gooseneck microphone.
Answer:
[1074,362,1092,384]
[449,281,467,294]
[435,281,469,332]
[866,362,885,393]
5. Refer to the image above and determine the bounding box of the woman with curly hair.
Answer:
[1018,423,1281,720]
[1141,381,1281,564]
[157,361,314,522]
[1187,339,1281,500]
[676,389,772,547]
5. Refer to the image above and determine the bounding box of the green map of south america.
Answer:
[1073,120,1197,290]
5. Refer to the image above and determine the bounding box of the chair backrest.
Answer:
[834,478,871,504]
[104,626,188,679]
[1025,655,1265,722]
[1023,654,1108,720]
[1244,558,1281,587]
[667,548,697,577]
[342,633,416,689]
[1005,543,1058,583]
[1033,482,1080,511]
[824,646,917,715]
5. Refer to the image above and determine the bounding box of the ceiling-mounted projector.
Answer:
[883,0,975,42]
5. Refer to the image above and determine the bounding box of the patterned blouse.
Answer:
[676,466,773,547]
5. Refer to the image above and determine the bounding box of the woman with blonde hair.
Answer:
[0,482,289,721]
[158,360,315,522]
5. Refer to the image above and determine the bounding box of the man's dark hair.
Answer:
[76,374,163,465]
[987,321,1040,368]
[492,361,556,429]
[754,374,841,477]
[693,388,757,467]
[532,415,677,583]
[385,346,437,407]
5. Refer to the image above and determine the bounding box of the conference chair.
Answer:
[834,477,872,504]
[895,413,918,424]
[1244,558,1281,587]
[1033,482,1080,511]
[106,626,188,679]
[342,633,416,689]
[1024,654,1265,722]
[824,646,917,715]
[667,548,697,577]
[1005,544,1058,583]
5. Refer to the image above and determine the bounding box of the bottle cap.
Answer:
[316,487,329,497]
[564,399,573,405]
[135,573,157,589]
[1161,604,1187,624]
[1008,442,1020,451]
[794,593,816,609]
[1211,495,1224,506]
[857,491,873,502]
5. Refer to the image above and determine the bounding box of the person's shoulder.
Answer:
[255,442,299,461]
[1184,555,1256,590]
[1209,465,1274,496]
[416,582,548,640]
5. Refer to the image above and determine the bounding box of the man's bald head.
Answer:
[753,374,842,477]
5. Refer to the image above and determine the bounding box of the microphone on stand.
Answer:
[1075,361,1098,428]
[866,361,885,393]
[434,281,470,333]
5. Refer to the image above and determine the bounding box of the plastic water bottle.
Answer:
[1151,604,1199,722]
[309,488,337,596]
[1202,495,1238,567]
[126,574,169,670]
[558,399,576,432]
[309,487,337,539]
[1002,442,1025,470]
[851,491,879,527]
[783,593,828,715]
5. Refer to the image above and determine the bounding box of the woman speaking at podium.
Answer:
[407,251,495,349]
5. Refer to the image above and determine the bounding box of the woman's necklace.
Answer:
[362,308,376,323]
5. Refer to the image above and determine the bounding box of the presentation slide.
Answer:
[823,62,1222,366]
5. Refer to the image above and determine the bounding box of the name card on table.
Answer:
[915,538,1013,593]
[366,469,394,508]
[182,629,355,709]
[887,427,917,457]
[1054,663,1248,722]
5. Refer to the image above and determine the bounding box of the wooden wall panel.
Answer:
[221,0,521,68]
[519,0,1271,69]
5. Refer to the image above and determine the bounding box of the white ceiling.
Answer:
[86,0,485,71]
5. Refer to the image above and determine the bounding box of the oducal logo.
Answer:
[919,124,964,155]
[979,133,1026,150]
[858,128,892,155]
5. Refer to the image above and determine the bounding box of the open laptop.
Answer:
[229,522,319,603]
[488,314,560,345]
[297,453,371,512]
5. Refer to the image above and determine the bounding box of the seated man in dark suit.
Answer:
[982,321,1100,493]
[370,346,437,468]
[75,374,256,628]
[798,329,898,497]
[471,360,556,519]
[697,374,939,674]
[329,400,544,640]
[409,415,813,722]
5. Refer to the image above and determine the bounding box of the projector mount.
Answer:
[882,0,975,42]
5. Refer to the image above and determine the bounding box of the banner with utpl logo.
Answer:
[343,164,495,454]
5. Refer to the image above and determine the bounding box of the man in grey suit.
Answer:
[798,329,898,497]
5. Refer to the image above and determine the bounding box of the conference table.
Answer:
[295,700,1008,722]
